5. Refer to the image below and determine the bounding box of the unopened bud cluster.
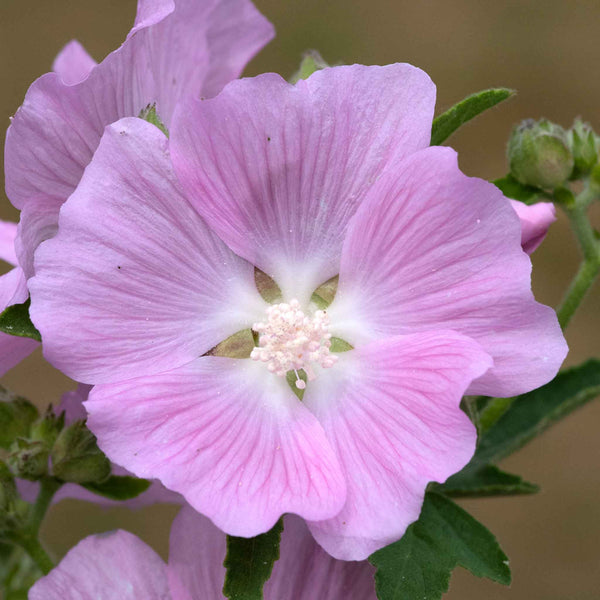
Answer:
[251,299,337,388]
[508,118,599,190]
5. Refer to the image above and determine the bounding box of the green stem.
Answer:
[6,532,54,574]
[557,193,600,329]
[27,477,61,534]
[5,478,62,575]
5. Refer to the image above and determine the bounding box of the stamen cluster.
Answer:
[251,299,337,388]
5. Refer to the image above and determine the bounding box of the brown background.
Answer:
[0,1,599,598]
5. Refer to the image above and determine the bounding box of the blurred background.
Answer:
[0,0,599,598]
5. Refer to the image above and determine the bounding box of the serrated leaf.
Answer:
[493,174,546,204]
[436,464,538,497]
[473,359,600,466]
[431,88,514,146]
[223,519,283,600]
[82,475,151,501]
[0,300,41,342]
[370,492,510,600]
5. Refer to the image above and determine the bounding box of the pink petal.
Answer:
[30,118,266,384]
[171,64,435,302]
[0,267,38,376]
[167,506,227,599]
[15,198,61,279]
[86,357,347,537]
[168,507,377,599]
[144,0,275,121]
[302,331,492,560]
[6,0,273,270]
[29,530,171,600]
[0,219,18,266]
[329,146,567,397]
[266,514,377,599]
[510,199,556,254]
[52,40,97,85]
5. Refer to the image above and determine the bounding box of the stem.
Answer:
[6,532,54,575]
[557,192,600,329]
[5,478,62,575]
[27,477,61,535]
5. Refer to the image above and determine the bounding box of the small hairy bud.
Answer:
[0,393,39,450]
[568,119,598,179]
[8,438,49,481]
[508,118,574,189]
[51,421,111,484]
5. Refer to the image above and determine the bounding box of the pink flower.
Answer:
[5,0,274,278]
[0,220,38,375]
[16,385,182,509]
[29,65,567,559]
[29,507,376,599]
[509,200,556,254]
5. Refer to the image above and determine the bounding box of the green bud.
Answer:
[0,391,38,449]
[8,439,49,481]
[289,50,330,83]
[29,405,65,448]
[51,421,111,484]
[568,119,598,179]
[507,118,574,190]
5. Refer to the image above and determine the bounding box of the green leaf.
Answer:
[139,104,169,137]
[289,50,329,83]
[0,300,41,342]
[473,359,600,466]
[436,464,538,498]
[223,519,283,600]
[82,475,151,501]
[370,492,510,600]
[493,174,546,204]
[431,88,515,146]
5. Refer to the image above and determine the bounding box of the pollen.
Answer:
[251,299,338,389]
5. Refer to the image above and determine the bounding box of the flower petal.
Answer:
[0,219,18,266]
[86,357,347,537]
[52,40,97,85]
[266,514,377,599]
[171,64,435,302]
[329,146,567,397]
[510,199,556,254]
[29,530,171,600]
[30,118,266,384]
[167,506,227,600]
[15,199,61,279]
[302,331,492,560]
[167,507,377,600]
[6,0,272,270]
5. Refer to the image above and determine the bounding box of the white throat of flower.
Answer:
[251,299,338,389]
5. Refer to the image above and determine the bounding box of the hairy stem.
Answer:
[557,190,600,329]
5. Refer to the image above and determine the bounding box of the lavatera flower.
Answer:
[5,0,274,279]
[30,507,376,599]
[29,64,567,560]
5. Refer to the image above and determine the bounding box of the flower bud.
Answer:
[508,119,574,190]
[0,393,38,449]
[51,421,111,484]
[8,439,49,481]
[29,405,65,448]
[568,119,598,179]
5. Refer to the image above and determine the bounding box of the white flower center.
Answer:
[251,299,338,389]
